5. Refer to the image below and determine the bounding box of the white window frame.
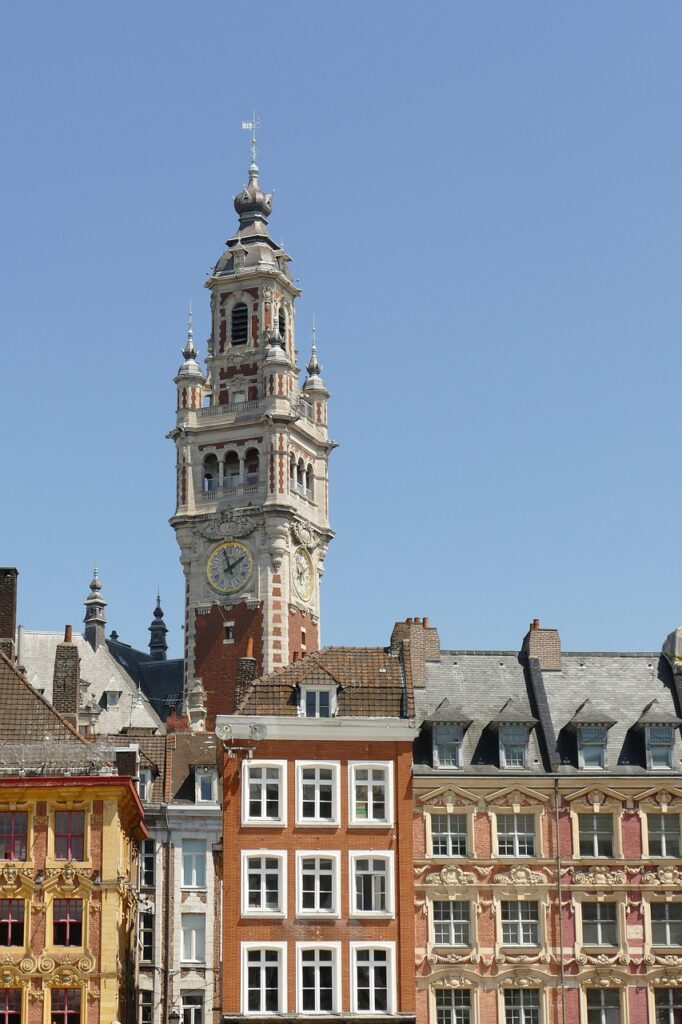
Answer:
[241,942,287,1015]
[182,838,207,890]
[300,685,336,719]
[140,838,155,888]
[644,811,682,858]
[349,850,395,918]
[295,761,340,827]
[582,986,623,1024]
[138,767,153,802]
[577,726,608,770]
[493,811,537,858]
[295,942,341,1014]
[180,992,204,1024]
[576,812,617,858]
[105,689,122,708]
[433,723,463,769]
[499,724,529,769]
[580,901,619,947]
[349,941,396,1015]
[295,850,340,918]
[433,986,473,1024]
[241,850,287,918]
[428,810,471,858]
[431,899,472,948]
[648,899,682,948]
[501,986,542,1024]
[651,987,682,1024]
[646,725,676,770]
[195,767,218,804]
[181,912,206,964]
[499,899,541,947]
[349,762,394,827]
[242,760,287,827]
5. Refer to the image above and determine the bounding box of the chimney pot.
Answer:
[423,617,430,628]
[245,636,254,659]
[293,651,300,662]
[64,625,72,643]
[531,618,540,630]
[407,617,413,624]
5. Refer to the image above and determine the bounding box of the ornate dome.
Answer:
[234,162,273,227]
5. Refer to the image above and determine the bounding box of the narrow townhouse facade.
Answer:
[133,726,222,1024]
[409,616,682,1024]
[0,641,146,1024]
[216,647,417,1024]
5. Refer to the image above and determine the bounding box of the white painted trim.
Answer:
[348,761,394,828]
[295,761,341,827]
[349,941,396,1015]
[348,849,395,919]
[240,941,288,1015]
[217,715,416,742]
[295,850,341,919]
[240,850,287,918]
[241,760,288,827]
[295,941,342,1014]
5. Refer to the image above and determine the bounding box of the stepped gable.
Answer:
[236,646,413,718]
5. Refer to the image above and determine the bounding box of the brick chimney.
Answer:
[390,616,440,688]
[522,618,561,671]
[0,568,18,661]
[52,625,81,726]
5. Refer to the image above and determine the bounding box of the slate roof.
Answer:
[415,649,682,775]
[107,638,184,722]
[237,647,412,718]
[17,630,162,734]
[0,651,105,773]
[415,653,544,774]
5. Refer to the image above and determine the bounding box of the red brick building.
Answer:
[216,647,417,1024]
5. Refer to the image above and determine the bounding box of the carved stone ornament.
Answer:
[495,953,551,966]
[577,952,630,967]
[650,954,682,967]
[497,974,545,989]
[425,866,477,887]
[586,790,607,808]
[650,974,682,987]
[573,867,626,886]
[432,976,473,989]
[291,521,317,551]
[27,989,44,1003]
[423,789,471,809]
[32,816,48,827]
[426,952,481,966]
[494,865,547,886]
[642,866,682,886]
[200,509,261,542]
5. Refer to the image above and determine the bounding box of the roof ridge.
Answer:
[0,649,90,746]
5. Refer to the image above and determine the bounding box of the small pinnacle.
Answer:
[182,306,197,360]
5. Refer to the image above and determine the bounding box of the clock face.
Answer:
[207,541,254,594]
[293,547,314,601]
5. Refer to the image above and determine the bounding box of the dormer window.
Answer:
[647,725,675,770]
[103,690,121,709]
[499,724,528,769]
[433,724,462,769]
[578,726,608,770]
[139,767,153,802]
[301,686,335,718]
[195,767,218,804]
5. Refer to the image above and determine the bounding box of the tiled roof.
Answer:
[237,647,413,719]
[0,651,100,773]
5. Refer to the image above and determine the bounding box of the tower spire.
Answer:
[182,304,197,360]
[148,593,168,661]
[84,567,107,651]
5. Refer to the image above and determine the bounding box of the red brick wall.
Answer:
[222,739,415,1015]
[194,603,264,724]
[287,607,319,663]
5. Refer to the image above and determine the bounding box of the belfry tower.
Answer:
[170,135,334,723]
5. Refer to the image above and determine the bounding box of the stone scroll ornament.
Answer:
[200,509,262,542]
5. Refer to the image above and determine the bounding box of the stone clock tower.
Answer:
[169,146,334,723]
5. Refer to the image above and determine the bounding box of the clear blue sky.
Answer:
[3,1,682,657]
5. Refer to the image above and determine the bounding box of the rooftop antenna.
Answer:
[241,111,261,168]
